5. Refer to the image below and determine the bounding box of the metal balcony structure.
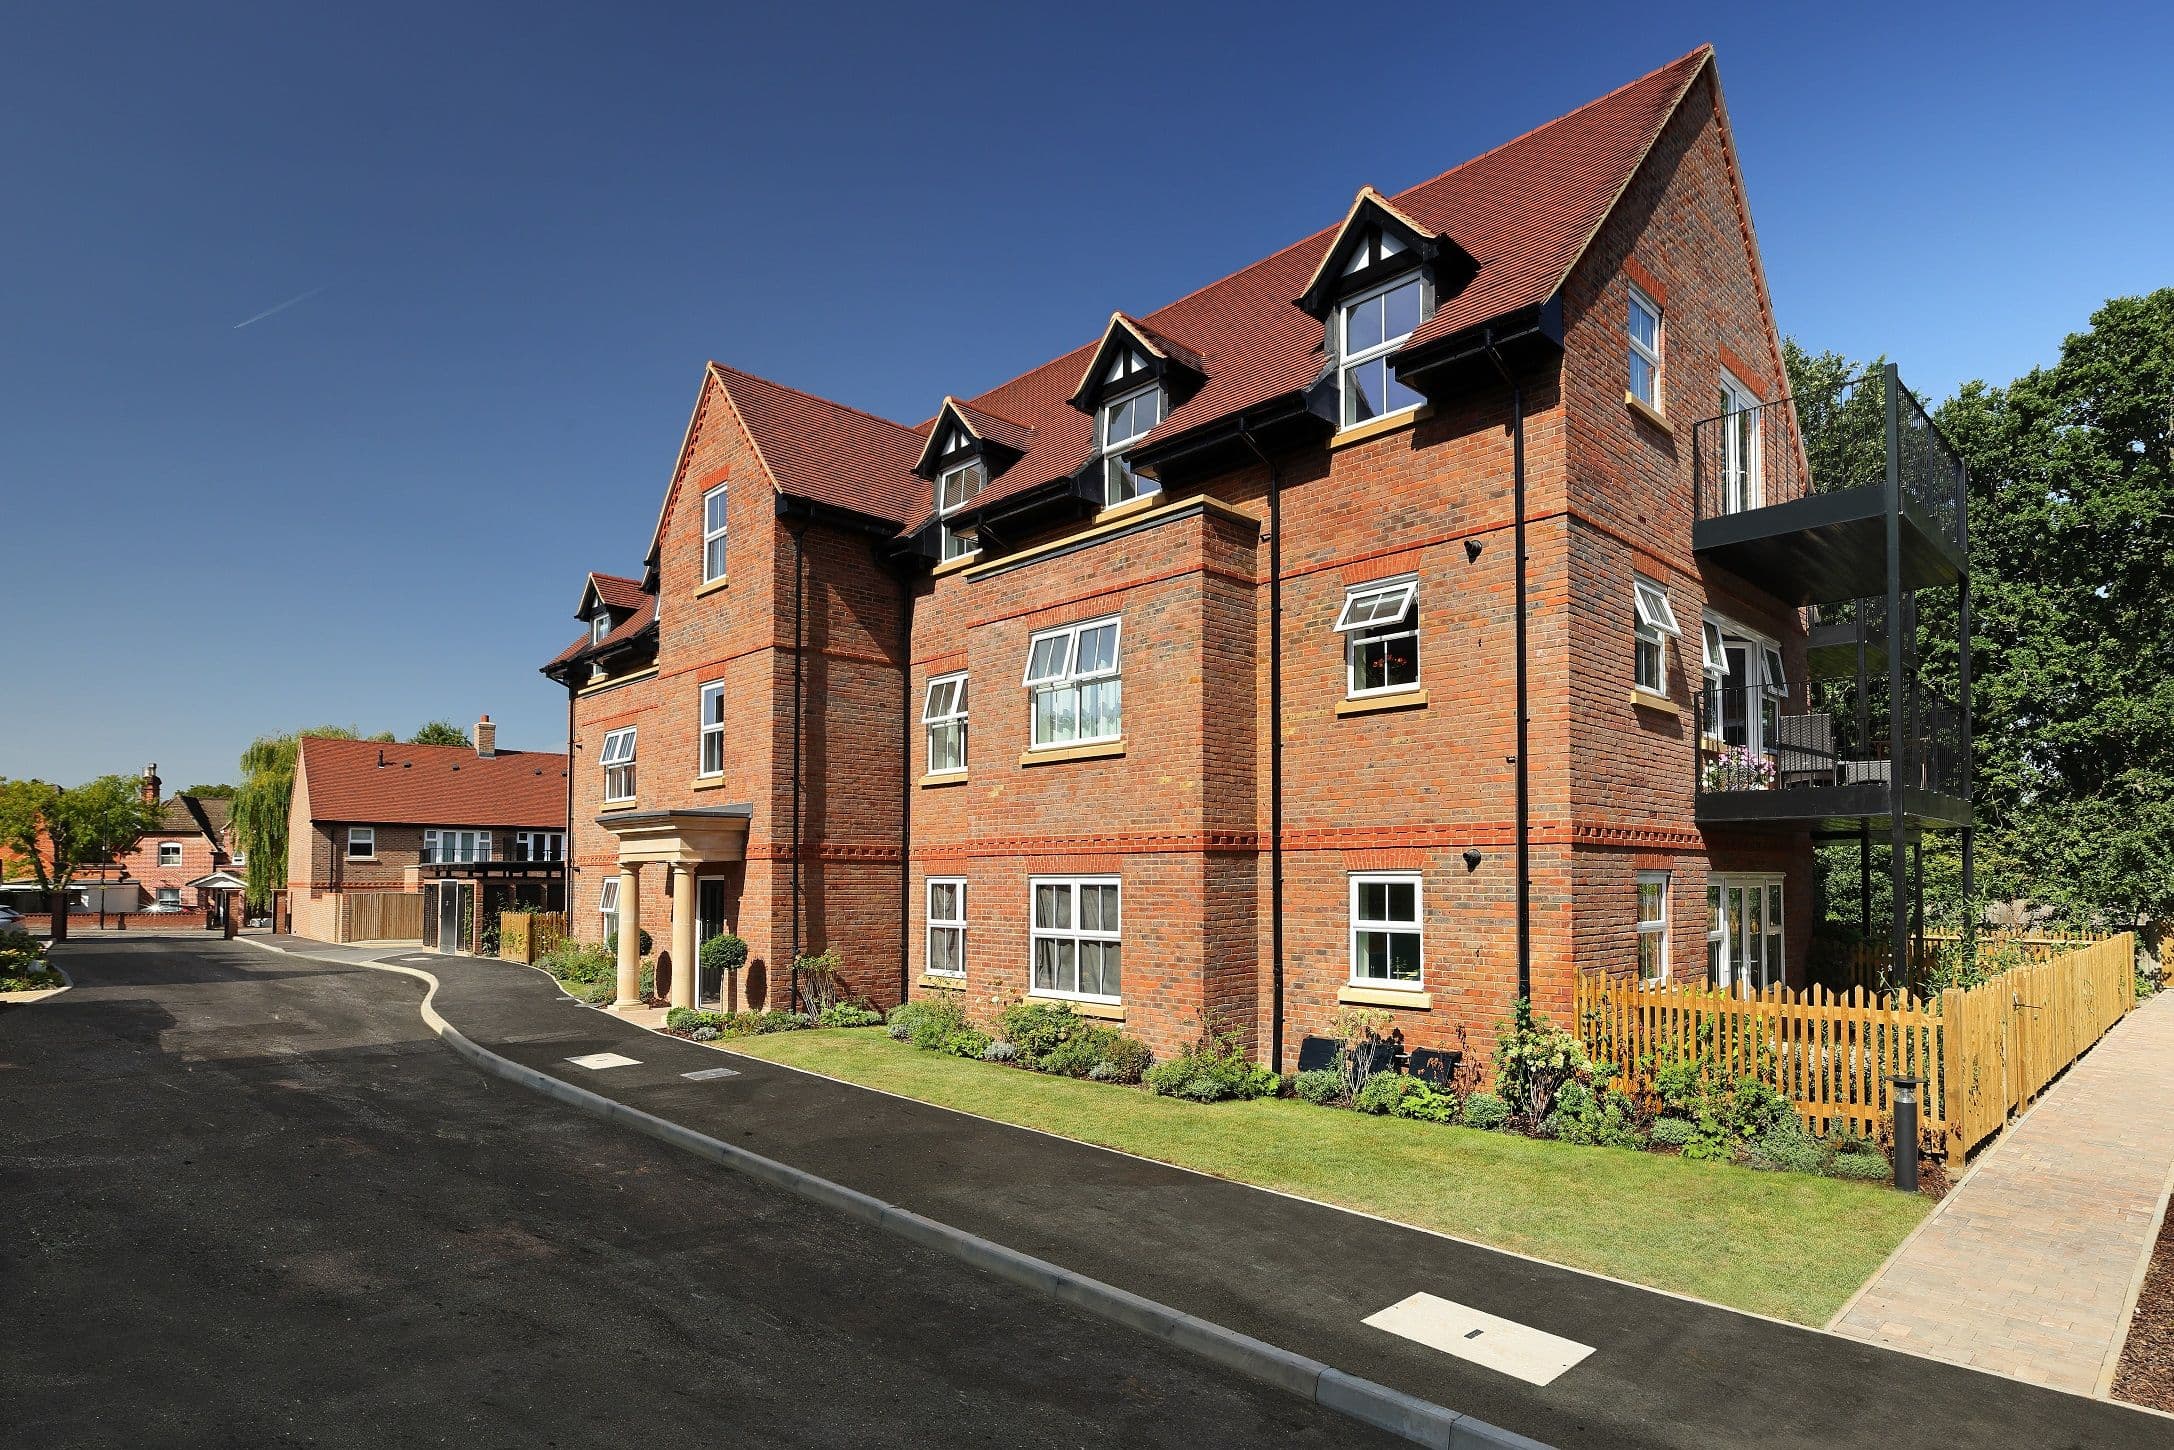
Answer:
[1689,365,1976,973]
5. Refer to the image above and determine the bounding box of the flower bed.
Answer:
[0,927,64,993]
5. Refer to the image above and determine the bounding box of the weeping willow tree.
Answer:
[231,726,391,909]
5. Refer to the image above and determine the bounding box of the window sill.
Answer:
[345,857,379,865]
[1329,404,1431,451]
[1020,740,1125,767]
[1628,687,1678,714]
[695,575,730,598]
[919,974,967,992]
[1625,391,1669,430]
[1027,994,1124,1022]
[1338,984,1433,1010]
[919,771,970,788]
[690,776,731,792]
[930,552,980,579]
[579,666,658,696]
[599,800,641,813]
[1092,492,1162,526]
[1336,688,1428,717]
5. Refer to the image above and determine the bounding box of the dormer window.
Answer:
[938,457,985,561]
[589,613,611,647]
[1338,272,1425,427]
[1341,226,1407,275]
[1098,384,1163,508]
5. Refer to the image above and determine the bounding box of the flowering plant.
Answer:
[1702,745,1776,791]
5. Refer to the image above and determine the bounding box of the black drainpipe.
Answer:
[1483,333,1533,1003]
[564,678,578,913]
[893,558,913,1008]
[790,520,807,1013]
[1237,423,1286,1072]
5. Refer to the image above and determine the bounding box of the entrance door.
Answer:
[435,883,461,954]
[1710,876,1785,993]
[695,878,728,1008]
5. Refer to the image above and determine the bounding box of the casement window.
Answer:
[1628,285,1663,408]
[938,458,985,561]
[1633,576,1680,694]
[1636,871,1670,984]
[922,672,969,774]
[600,727,637,803]
[156,887,181,907]
[515,831,564,862]
[1710,874,1785,993]
[423,829,490,865]
[698,681,727,777]
[1099,385,1164,508]
[1697,618,1729,735]
[599,876,620,942]
[926,878,966,977]
[346,826,375,860]
[1335,578,1419,697]
[1023,615,1122,749]
[157,841,182,867]
[1030,876,1121,1001]
[590,613,610,646]
[1350,873,1423,987]
[1337,272,1425,427]
[702,484,729,583]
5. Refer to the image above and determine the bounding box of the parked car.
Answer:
[137,901,186,914]
[0,905,23,927]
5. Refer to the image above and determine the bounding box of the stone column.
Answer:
[614,863,644,1010]
[670,864,698,1011]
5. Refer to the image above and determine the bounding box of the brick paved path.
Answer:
[1833,989,2174,1394]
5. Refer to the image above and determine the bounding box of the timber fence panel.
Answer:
[347,891,423,942]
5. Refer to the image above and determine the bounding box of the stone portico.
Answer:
[595,805,752,1012]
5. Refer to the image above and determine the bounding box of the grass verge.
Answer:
[729,1029,1927,1325]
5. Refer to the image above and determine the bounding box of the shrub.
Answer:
[754,1010,811,1034]
[665,1007,727,1032]
[982,1040,1019,1063]
[1292,1068,1345,1107]
[1145,1012,1279,1102]
[1460,1091,1510,1131]
[1650,1116,1696,1147]
[1095,1034,1153,1085]
[795,951,844,1014]
[699,933,749,978]
[602,928,653,958]
[1330,1006,1398,1098]
[1493,998,1587,1124]
[905,994,970,1053]
[1039,1023,1121,1078]
[689,1025,722,1043]
[816,1000,882,1028]
[1356,1073,1457,1123]
[1542,1080,1643,1148]
[998,999,1080,1060]
[887,1000,932,1040]
[1743,1117,1826,1175]
[1828,1149,1892,1181]
[943,1028,992,1059]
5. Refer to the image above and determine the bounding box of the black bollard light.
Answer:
[1889,1075,1924,1193]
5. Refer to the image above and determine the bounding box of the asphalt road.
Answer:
[0,938,1395,1449]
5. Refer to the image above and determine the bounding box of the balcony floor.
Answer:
[1694,483,1964,607]
[1696,781,1971,835]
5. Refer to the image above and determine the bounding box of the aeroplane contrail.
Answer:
[232,286,326,329]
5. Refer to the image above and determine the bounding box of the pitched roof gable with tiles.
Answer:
[630,47,1711,555]
[547,589,657,668]
[296,736,568,828]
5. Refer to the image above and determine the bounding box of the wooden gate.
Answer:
[346,891,424,941]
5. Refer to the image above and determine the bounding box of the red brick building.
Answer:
[286,721,569,946]
[110,765,240,910]
[543,47,1972,1065]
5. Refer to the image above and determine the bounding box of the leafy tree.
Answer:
[181,783,236,798]
[409,720,469,746]
[0,776,162,940]
[230,725,392,909]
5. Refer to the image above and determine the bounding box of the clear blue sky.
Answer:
[4,1,2167,790]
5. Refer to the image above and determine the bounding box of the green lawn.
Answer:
[728,1029,1927,1325]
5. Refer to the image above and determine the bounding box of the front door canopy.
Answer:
[596,805,753,866]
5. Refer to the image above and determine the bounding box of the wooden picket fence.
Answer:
[498,911,567,965]
[1577,931,2137,1158]
[1824,928,2116,998]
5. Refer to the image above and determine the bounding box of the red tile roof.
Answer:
[588,572,646,612]
[297,736,568,828]
[630,47,1711,549]
[546,590,656,668]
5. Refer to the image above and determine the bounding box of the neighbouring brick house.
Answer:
[111,765,241,911]
[542,46,1972,1067]
[286,720,569,946]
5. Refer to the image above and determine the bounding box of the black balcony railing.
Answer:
[1695,681,1965,802]
[1692,366,1965,555]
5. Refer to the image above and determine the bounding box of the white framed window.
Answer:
[698,681,727,777]
[1338,271,1425,427]
[923,672,968,774]
[1636,871,1670,984]
[157,841,182,867]
[702,484,729,583]
[1710,874,1785,993]
[423,829,490,865]
[599,876,620,941]
[1699,617,1729,734]
[1030,876,1121,1001]
[1350,873,1423,987]
[1717,370,1763,513]
[1099,385,1164,507]
[1628,285,1662,408]
[346,826,375,861]
[1334,578,1419,697]
[1633,576,1680,694]
[515,831,564,862]
[156,887,181,906]
[600,727,637,803]
[926,878,966,977]
[938,458,985,561]
[590,613,610,646]
[1023,615,1122,749]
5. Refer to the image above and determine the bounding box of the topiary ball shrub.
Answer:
[1292,1068,1345,1107]
[1461,1091,1510,1131]
[699,932,750,979]
[602,928,654,959]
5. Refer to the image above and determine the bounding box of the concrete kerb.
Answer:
[239,936,1543,1450]
[0,957,75,1006]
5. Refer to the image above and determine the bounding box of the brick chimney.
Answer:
[141,763,161,805]
[474,715,497,758]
